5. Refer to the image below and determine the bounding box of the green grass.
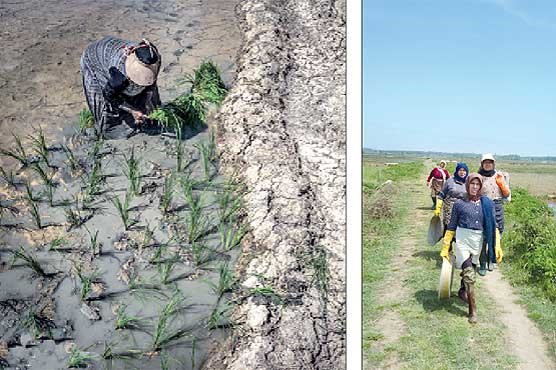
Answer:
[363,161,424,194]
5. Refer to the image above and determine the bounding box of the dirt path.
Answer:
[482,270,554,369]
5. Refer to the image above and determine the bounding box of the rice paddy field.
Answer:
[0,64,246,369]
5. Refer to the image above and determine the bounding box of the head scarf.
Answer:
[478,159,496,177]
[466,173,483,202]
[453,162,468,183]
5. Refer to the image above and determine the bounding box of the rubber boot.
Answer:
[478,262,487,276]
[466,282,478,324]
[431,196,436,210]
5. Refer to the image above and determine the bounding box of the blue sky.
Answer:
[363,0,556,156]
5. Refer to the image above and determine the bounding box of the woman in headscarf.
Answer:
[435,162,469,232]
[80,36,162,139]
[426,160,450,209]
[440,173,503,324]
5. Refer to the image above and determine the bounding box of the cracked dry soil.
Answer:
[206,0,346,369]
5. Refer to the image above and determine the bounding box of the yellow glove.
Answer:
[495,173,510,197]
[495,228,503,263]
[440,230,455,260]
[434,199,443,217]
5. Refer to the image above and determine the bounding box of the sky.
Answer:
[363,0,556,156]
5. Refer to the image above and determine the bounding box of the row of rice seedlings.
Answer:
[29,127,52,168]
[218,223,247,252]
[111,191,133,231]
[122,147,141,196]
[160,173,174,214]
[11,246,48,277]
[32,163,56,206]
[151,290,191,351]
[74,262,100,301]
[25,183,42,229]
[115,304,143,330]
[68,346,97,368]
[0,133,29,168]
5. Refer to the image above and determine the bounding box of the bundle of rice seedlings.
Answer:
[186,60,228,105]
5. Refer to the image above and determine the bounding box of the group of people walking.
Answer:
[427,154,511,324]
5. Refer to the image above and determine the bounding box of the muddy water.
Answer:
[0,0,240,153]
[0,1,241,369]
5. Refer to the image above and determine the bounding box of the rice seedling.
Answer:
[85,227,101,255]
[194,141,213,181]
[0,133,28,168]
[111,192,132,230]
[48,236,67,251]
[67,346,97,368]
[32,163,56,206]
[248,285,284,306]
[21,307,55,339]
[101,340,143,360]
[160,173,174,214]
[307,245,330,297]
[122,146,141,196]
[191,241,217,267]
[218,222,248,252]
[78,107,94,134]
[207,304,233,330]
[206,262,235,297]
[128,276,167,302]
[74,263,100,301]
[115,304,143,330]
[158,254,180,285]
[29,127,51,167]
[151,290,191,351]
[62,144,81,172]
[142,224,156,248]
[217,187,244,224]
[11,246,48,277]
[83,159,104,205]
[0,166,19,188]
[24,184,42,229]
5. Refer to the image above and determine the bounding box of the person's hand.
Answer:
[495,173,510,197]
[131,110,145,124]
